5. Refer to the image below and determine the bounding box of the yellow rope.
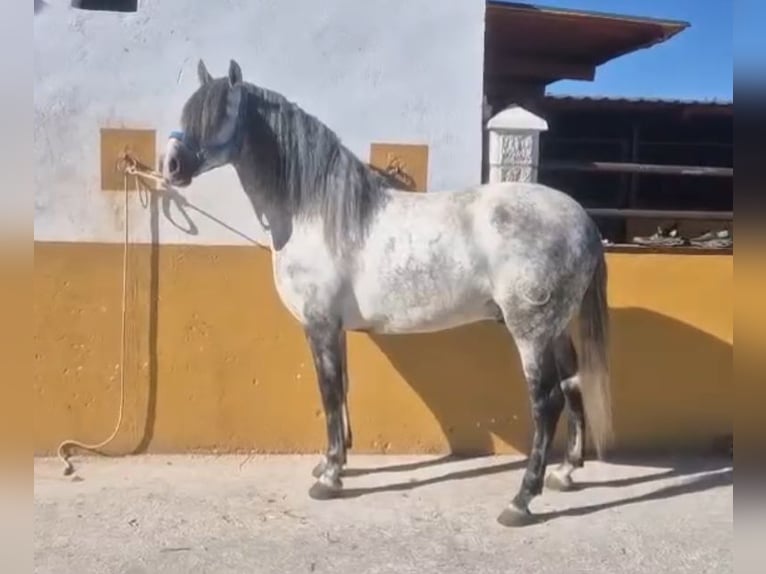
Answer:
[56,156,155,476]
[55,155,258,475]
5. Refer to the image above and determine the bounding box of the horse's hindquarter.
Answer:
[474,182,603,334]
[348,190,498,333]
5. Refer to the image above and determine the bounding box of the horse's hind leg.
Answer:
[497,336,565,527]
[546,333,585,492]
[304,322,346,499]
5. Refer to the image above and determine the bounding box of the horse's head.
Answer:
[162,59,247,187]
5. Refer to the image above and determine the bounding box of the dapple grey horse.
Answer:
[161,59,612,527]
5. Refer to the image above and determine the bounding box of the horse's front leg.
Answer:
[305,321,347,499]
[312,330,352,479]
[340,330,353,450]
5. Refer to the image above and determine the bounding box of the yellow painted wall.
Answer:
[33,243,732,456]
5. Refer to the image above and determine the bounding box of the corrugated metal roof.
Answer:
[544,94,732,106]
[545,94,734,106]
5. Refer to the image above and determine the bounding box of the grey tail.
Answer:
[578,250,613,459]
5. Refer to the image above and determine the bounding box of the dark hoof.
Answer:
[308,480,342,500]
[545,472,575,492]
[497,505,537,527]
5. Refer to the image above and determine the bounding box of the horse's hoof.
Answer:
[308,479,342,500]
[496,504,537,527]
[311,460,327,478]
[545,472,574,492]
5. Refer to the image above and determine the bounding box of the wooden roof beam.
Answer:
[485,55,596,82]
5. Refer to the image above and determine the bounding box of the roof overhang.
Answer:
[484,1,689,96]
[539,94,733,119]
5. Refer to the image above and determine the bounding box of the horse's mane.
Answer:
[240,83,394,253]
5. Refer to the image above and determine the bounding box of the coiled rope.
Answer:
[56,153,164,476]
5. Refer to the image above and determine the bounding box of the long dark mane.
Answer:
[236,82,394,252]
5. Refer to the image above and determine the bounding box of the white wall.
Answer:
[34,0,487,245]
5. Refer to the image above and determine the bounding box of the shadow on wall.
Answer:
[368,307,732,457]
[131,191,161,454]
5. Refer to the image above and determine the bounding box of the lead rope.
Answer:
[56,155,159,476]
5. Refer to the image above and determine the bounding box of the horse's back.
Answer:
[380,180,601,276]
[472,181,600,253]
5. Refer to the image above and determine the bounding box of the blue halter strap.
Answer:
[168,130,187,143]
[167,88,246,172]
[168,125,242,161]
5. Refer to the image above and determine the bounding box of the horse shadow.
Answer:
[341,307,732,504]
[366,307,732,457]
[335,455,732,514]
[128,183,264,454]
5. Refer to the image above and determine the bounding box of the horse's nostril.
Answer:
[168,157,179,174]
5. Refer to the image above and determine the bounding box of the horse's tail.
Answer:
[578,249,613,459]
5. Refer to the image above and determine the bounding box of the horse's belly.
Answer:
[347,278,499,334]
[364,304,498,334]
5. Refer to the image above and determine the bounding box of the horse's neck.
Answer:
[236,90,381,254]
[233,160,294,251]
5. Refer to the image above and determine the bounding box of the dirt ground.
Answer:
[34,454,732,574]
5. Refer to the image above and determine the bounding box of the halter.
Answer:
[168,129,240,158]
[168,85,247,176]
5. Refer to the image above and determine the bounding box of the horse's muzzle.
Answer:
[162,138,199,187]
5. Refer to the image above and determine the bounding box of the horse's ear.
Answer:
[197,59,213,86]
[228,59,243,87]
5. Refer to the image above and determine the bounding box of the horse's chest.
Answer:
[271,250,339,324]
